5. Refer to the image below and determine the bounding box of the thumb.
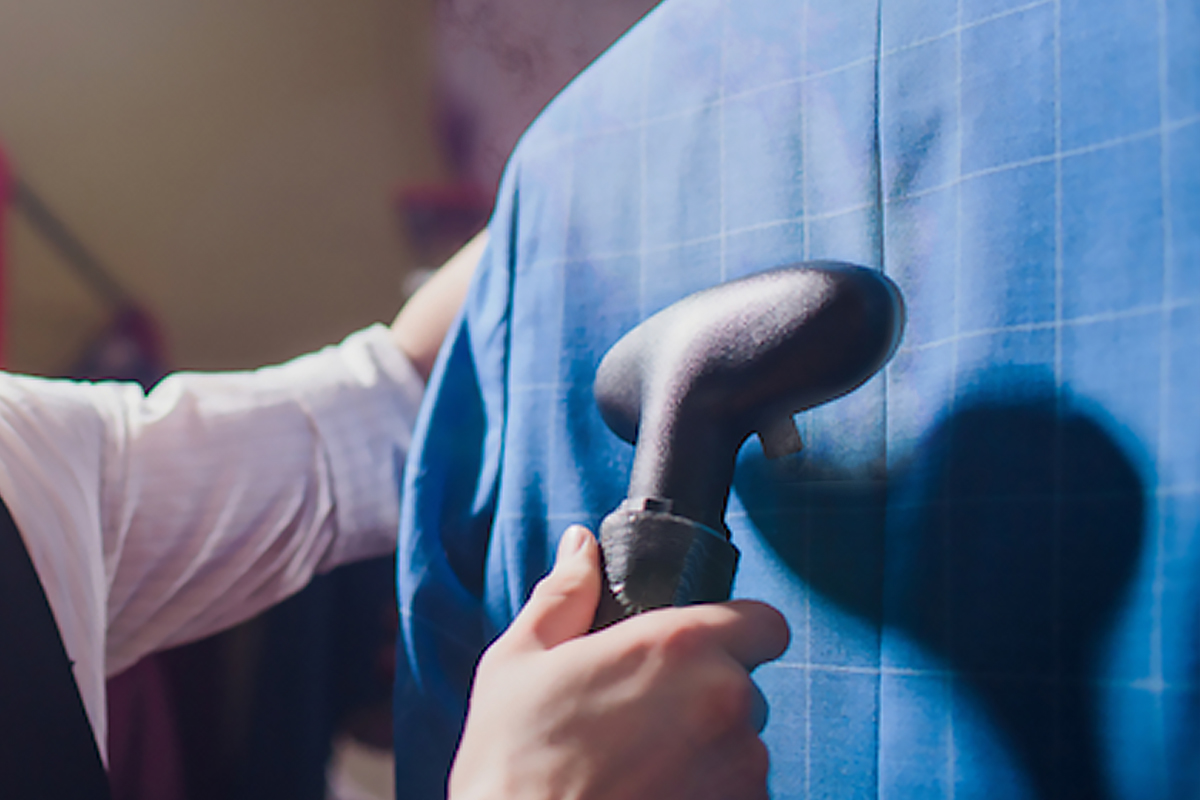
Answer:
[503,525,602,652]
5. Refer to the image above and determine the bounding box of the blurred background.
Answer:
[0,0,658,798]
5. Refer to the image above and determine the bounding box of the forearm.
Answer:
[392,230,489,381]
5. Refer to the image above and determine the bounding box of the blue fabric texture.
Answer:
[394,0,1200,797]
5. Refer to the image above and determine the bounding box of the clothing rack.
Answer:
[0,144,150,370]
[8,177,135,309]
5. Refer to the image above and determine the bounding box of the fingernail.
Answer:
[557,525,589,561]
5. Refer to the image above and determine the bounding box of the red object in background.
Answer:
[0,144,12,368]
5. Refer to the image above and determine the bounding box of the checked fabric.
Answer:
[394,0,1200,797]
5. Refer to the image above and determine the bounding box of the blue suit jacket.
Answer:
[394,0,1200,797]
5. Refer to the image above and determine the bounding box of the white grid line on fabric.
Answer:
[516,54,878,159]
[946,1,964,793]
[896,112,1200,204]
[520,1,1076,181]
[519,204,872,271]
[505,490,1186,522]
[800,4,814,796]
[637,14,655,321]
[871,6,888,790]
[727,54,877,106]
[895,297,1200,356]
[1151,0,1175,785]
[1051,0,1066,780]
[801,2,813,267]
[520,1,1054,162]
[877,9,899,784]
[883,0,1054,58]
[643,14,662,321]
[763,662,1198,693]
[496,479,1200,527]
[540,64,580,616]
[518,115,1199,278]
[718,1,728,284]
[502,473,1167,520]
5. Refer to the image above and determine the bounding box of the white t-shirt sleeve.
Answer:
[0,324,423,758]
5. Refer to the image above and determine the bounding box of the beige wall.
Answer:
[0,0,446,373]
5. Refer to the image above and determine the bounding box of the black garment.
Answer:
[0,497,111,798]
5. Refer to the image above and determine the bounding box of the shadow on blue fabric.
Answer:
[738,374,1146,800]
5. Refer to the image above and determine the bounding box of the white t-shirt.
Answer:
[0,324,424,763]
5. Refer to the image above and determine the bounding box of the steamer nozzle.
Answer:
[591,262,905,628]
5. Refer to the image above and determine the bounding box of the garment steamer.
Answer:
[591,263,905,627]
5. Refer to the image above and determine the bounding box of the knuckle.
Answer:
[692,671,754,738]
[473,644,504,680]
[528,573,563,602]
[745,738,770,785]
[533,562,590,603]
[715,673,756,723]
[657,618,708,663]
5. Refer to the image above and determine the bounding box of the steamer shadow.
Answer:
[737,381,1146,800]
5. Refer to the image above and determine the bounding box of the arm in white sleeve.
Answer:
[100,324,424,673]
[0,324,421,758]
